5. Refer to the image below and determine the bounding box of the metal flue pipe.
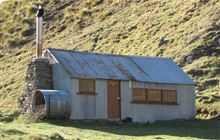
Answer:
[36,5,44,58]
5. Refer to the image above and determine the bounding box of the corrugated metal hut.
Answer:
[41,48,195,123]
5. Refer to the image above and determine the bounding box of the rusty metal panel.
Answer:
[46,48,194,85]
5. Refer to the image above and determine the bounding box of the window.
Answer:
[162,90,177,104]
[132,88,178,105]
[79,78,95,95]
[132,88,146,102]
[147,89,162,103]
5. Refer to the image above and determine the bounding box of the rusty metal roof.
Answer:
[45,48,194,85]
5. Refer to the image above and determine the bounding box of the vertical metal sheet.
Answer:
[69,78,108,120]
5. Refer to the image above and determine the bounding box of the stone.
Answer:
[18,58,52,116]
[158,37,169,47]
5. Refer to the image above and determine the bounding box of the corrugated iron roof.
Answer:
[46,48,194,85]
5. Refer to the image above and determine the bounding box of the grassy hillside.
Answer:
[0,0,220,118]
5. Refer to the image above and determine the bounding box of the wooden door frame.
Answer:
[107,80,121,119]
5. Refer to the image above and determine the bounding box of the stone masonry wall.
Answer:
[18,58,52,115]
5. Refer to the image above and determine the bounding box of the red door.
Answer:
[107,80,120,118]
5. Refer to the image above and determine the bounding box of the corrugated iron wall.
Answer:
[68,78,108,119]
[121,81,196,123]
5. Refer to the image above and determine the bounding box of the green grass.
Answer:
[0,119,219,140]
[0,109,19,123]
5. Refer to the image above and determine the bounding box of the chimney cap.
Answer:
[36,5,44,17]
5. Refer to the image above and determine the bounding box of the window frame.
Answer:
[77,78,96,95]
[131,88,178,105]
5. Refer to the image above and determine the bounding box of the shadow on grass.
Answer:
[1,129,27,135]
[44,118,220,139]
[0,110,20,122]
